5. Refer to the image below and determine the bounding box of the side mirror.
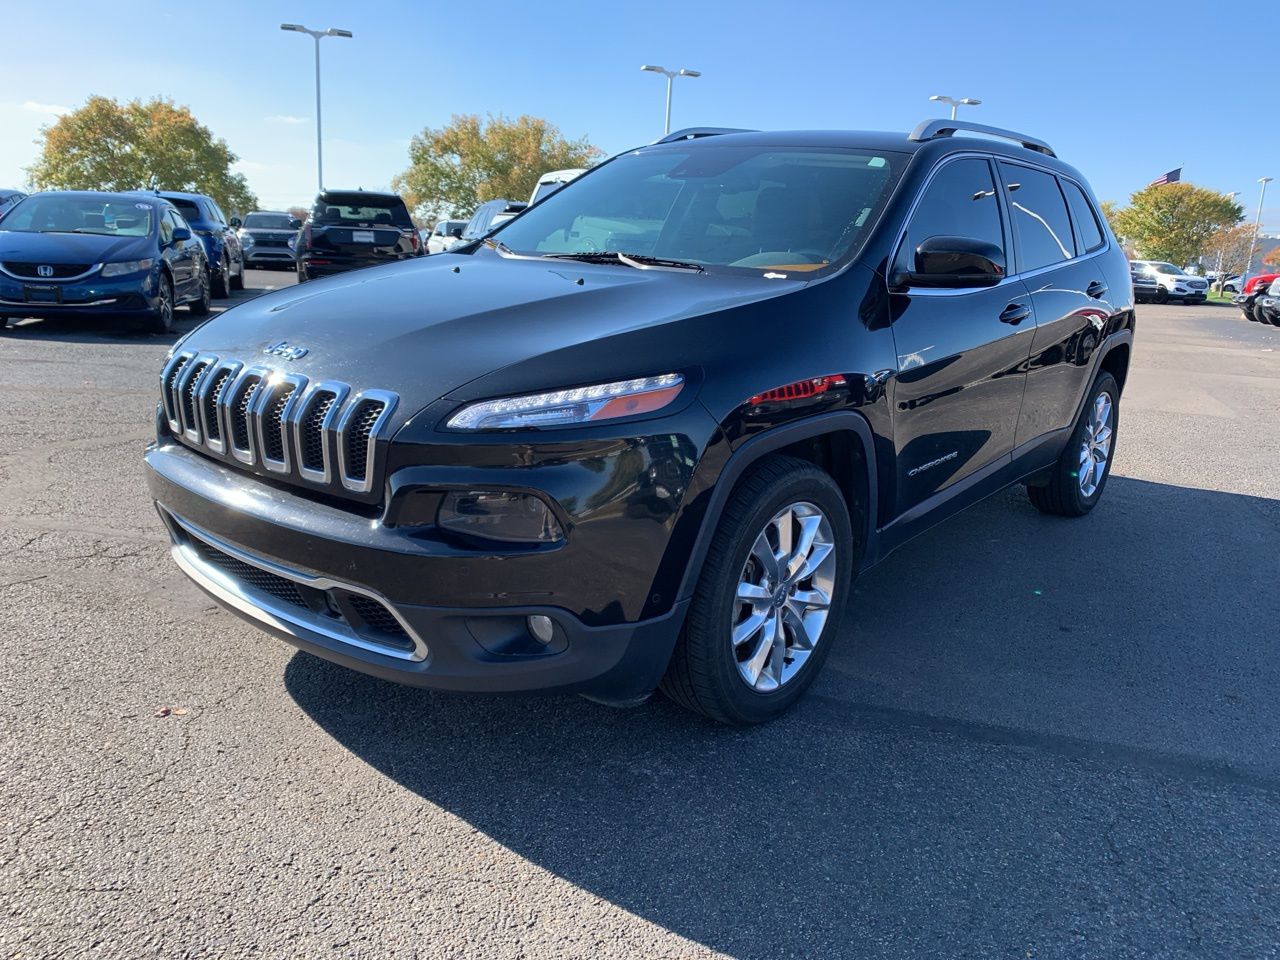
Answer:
[229,217,242,229]
[900,235,1005,289]
[449,226,463,238]
[290,218,302,230]
[171,226,192,242]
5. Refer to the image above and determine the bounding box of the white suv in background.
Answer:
[1131,260,1209,304]
[528,168,586,204]
[425,219,467,254]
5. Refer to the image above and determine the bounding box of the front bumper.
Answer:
[143,412,712,698]
[1170,287,1207,301]
[0,272,155,317]
[243,245,296,266]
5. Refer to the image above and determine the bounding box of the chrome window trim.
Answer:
[335,389,399,494]
[167,512,428,663]
[197,360,243,456]
[253,372,309,474]
[0,262,104,282]
[290,380,351,485]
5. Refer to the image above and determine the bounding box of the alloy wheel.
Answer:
[1077,391,1113,498]
[731,501,838,692]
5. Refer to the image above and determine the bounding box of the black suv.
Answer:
[295,189,422,281]
[144,121,1133,724]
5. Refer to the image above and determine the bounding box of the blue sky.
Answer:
[2,0,1277,229]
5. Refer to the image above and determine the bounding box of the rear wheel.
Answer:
[660,455,853,725]
[1155,286,1169,304]
[1027,371,1119,517]
[1251,304,1266,322]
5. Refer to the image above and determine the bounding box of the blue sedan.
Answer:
[0,191,211,333]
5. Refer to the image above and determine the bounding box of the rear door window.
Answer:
[998,162,1075,272]
[313,194,413,228]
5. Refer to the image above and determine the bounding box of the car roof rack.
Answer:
[657,127,758,143]
[908,119,1055,158]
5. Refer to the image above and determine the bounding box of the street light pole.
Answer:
[281,23,353,192]
[1243,176,1273,279]
[641,65,702,136]
[929,95,982,120]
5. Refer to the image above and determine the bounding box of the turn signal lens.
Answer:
[446,374,684,430]
[749,375,847,406]
[437,490,564,543]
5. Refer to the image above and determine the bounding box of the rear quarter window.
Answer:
[1062,180,1106,254]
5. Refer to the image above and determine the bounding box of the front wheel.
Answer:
[188,268,211,316]
[143,274,175,334]
[1027,371,1119,517]
[211,257,230,298]
[1155,286,1169,304]
[660,455,854,725]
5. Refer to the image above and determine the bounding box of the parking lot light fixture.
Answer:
[280,23,353,192]
[929,95,982,121]
[1243,176,1273,279]
[641,64,702,136]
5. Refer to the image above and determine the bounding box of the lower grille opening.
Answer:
[174,522,418,657]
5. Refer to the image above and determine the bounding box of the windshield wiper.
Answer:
[542,251,705,273]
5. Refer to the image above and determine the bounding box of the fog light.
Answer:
[527,615,555,645]
[437,490,563,543]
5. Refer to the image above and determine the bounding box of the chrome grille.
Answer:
[159,351,397,497]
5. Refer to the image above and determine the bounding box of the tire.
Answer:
[211,257,230,298]
[187,269,211,316]
[1155,286,1169,304]
[1251,305,1266,323]
[143,274,175,334]
[659,455,854,725]
[1027,371,1119,518]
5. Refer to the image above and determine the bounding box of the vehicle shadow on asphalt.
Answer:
[283,475,1280,957]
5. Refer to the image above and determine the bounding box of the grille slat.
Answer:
[203,370,233,443]
[180,361,210,438]
[301,392,337,473]
[263,385,297,463]
[343,400,385,481]
[230,376,262,453]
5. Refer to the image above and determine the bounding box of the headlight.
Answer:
[100,259,154,278]
[446,374,685,430]
[240,234,255,246]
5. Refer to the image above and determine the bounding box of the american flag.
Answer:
[1149,168,1182,186]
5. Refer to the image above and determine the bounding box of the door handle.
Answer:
[1086,280,1108,299]
[999,303,1031,325]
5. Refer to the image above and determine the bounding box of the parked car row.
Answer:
[1129,260,1209,304]
[0,190,212,332]
[1232,273,1280,324]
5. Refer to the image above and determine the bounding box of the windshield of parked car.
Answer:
[1144,262,1183,275]
[0,196,154,237]
[492,145,907,274]
[312,195,413,228]
[243,213,295,230]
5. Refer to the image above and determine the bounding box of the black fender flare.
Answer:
[674,410,880,605]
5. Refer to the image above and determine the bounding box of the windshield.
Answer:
[493,145,906,274]
[312,194,413,228]
[0,196,154,236]
[244,213,294,230]
[1144,262,1182,275]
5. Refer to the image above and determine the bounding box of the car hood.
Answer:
[0,230,152,264]
[178,250,800,415]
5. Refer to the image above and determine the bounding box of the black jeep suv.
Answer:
[144,121,1133,724]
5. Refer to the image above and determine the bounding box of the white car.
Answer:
[424,219,467,254]
[1130,260,1209,304]
[528,168,586,205]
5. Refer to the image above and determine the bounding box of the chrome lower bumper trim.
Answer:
[165,511,428,662]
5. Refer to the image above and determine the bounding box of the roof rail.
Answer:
[908,119,1055,158]
[657,127,758,143]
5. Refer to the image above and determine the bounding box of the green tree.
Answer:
[1113,183,1243,266]
[392,114,601,219]
[27,96,257,215]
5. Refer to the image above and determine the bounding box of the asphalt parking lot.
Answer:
[2,283,1278,959]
